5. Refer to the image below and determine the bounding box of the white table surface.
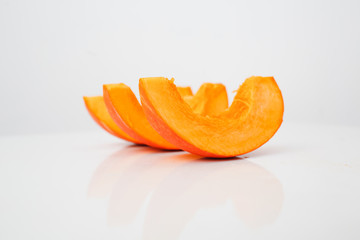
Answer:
[1,122,359,240]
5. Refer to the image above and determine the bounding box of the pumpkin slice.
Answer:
[103,84,177,149]
[139,76,284,158]
[103,83,228,150]
[83,96,140,143]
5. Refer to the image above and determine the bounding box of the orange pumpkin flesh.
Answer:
[103,84,228,150]
[139,76,284,158]
[176,86,193,97]
[103,84,178,150]
[83,96,140,144]
[185,83,228,116]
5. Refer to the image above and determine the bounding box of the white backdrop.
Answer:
[1,0,359,135]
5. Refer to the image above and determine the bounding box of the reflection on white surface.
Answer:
[1,124,360,239]
[88,146,283,239]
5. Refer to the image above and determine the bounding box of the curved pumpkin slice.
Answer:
[83,96,140,144]
[103,84,178,150]
[176,86,193,97]
[139,76,284,158]
[103,83,229,150]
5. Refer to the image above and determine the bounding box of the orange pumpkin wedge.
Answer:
[103,84,177,149]
[139,76,284,158]
[103,83,229,150]
[83,96,140,144]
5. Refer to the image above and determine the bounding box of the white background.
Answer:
[1,2,360,239]
[1,0,359,135]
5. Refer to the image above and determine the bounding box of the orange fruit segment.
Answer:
[139,76,284,158]
[83,96,140,144]
[103,83,229,150]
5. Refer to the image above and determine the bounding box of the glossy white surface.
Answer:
[1,122,359,239]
